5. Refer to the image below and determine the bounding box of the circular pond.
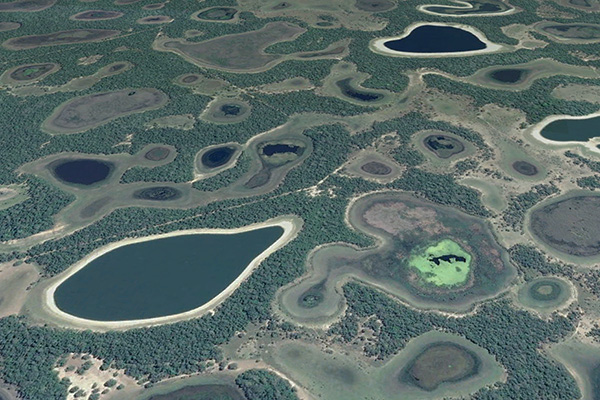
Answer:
[401,342,479,391]
[512,160,538,176]
[360,161,392,176]
[201,146,237,169]
[50,159,113,186]
[144,146,171,161]
[423,134,465,159]
[529,195,600,257]
[517,277,572,312]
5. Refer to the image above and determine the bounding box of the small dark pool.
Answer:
[133,186,182,201]
[361,161,392,175]
[540,115,600,142]
[262,143,302,156]
[489,69,526,84]
[383,25,486,53]
[220,104,241,116]
[51,159,113,185]
[201,146,236,168]
[512,160,538,176]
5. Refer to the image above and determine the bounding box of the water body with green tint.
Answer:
[54,226,283,321]
[408,239,471,286]
[540,115,600,142]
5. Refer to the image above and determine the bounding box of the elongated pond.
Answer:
[54,226,283,321]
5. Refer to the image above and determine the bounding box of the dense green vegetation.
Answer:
[509,244,574,280]
[235,370,298,400]
[502,184,559,230]
[424,75,600,123]
[391,168,490,217]
[0,177,74,241]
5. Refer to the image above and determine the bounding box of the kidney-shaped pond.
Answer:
[372,23,501,57]
[53,226,284,321]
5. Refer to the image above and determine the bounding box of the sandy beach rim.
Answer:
[417,0,517,17]
[528,110,600,154]
[41,216,302,331]
[370,22,506,58]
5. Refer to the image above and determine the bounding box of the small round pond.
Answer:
[402,342,479,391]
[488,68,528,84]
[201,146,237,169]
[517,277,572,312]
[50,159,113,186]
[53,226,284,321]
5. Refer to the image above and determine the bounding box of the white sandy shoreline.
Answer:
[529,111,600,153]
[40,216,302,331]
[417,0,517,17]
[370,22,506,58]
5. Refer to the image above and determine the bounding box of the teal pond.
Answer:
[54,227,283,321]
[540,115,600,142]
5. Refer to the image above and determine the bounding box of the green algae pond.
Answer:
[53,226,284,321]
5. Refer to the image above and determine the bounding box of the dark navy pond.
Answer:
[201,146,236,168]
[262,144,302,156]
[51,159,113,185]
[383,25,486,53]
[489,69,526,84]
[540,115,600,142]
[54,226,283,321]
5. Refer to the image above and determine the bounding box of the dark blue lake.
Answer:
[51,159,113,185]
[383,25,486,53]
[201,146,236,168]
[54,226,284,321]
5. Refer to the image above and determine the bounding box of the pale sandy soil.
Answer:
[0,262,39,318]
[55,354,139,400]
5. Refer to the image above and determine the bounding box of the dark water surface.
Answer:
[383,25,486,53]
[146,384,244,400]
[51,159,112,185]
[489,69,526,83]
[55,226,284,321]
[262,144,302,156]
[540,116,600,142]
[201,146,236,168]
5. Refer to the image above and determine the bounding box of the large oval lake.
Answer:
[51,159,113,185]
[539,115,600,142]
[54,226,284,321]
[383,25,486,53]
